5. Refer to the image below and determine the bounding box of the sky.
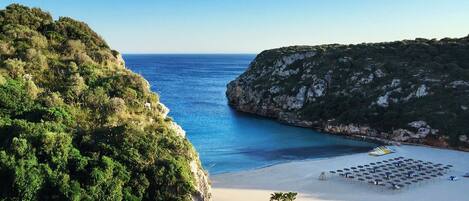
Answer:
[1,0,469,54]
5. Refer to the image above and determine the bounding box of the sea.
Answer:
[124,54,377,174]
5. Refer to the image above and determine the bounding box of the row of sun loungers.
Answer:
[328,157,453,190]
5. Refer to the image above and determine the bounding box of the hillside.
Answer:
[0,4,210,201]
[227,36,469,150]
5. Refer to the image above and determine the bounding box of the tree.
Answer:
[270,192,298,201]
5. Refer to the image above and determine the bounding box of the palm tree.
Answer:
[270,192,298,201]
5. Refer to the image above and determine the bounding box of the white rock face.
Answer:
[158,102,170,118]
[407,120,434,137]
[169,122,186,138]
[286,86,307,110]
[275,52,316,67]
[273,52,315,77]
[277,68,299,77]
[409,120,427,128]
[403,84,429,101]
[190,160,212,201]
[269,86,281,94]
[23,73,32,81]
[374,69,386,78]
[359,73,374,84]
[307,79,326,101]
[391,79,400,88]
[449,80,469,88]
[377,93,389,107]
[415,84,428,97]
[392,123,433,141]
[144,102,152,110]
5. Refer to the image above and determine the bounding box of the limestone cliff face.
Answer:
[227,36,469,150]
[159,103,212,201]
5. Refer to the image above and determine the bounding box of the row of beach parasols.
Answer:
[328,157,452,190]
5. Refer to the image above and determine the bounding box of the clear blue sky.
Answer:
[1,0,469,53]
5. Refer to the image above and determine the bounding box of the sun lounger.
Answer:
[328,157,453,191]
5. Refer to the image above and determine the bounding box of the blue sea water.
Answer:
[124,54,378,174]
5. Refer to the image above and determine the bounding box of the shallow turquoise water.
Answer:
[124,54,377,174]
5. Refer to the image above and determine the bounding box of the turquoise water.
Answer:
[124,54,377,174]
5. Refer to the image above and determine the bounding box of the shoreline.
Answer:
[230,108,469,152]
[211,144,469,201]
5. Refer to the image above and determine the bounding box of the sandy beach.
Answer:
[211,145,469,201]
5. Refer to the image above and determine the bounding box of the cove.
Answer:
[124,54,378,174]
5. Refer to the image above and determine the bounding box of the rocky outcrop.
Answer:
[159,103,211,201]
[227,37,469,150]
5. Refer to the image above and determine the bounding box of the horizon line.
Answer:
[121,52,259,55]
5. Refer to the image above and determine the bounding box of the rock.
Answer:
[306,78,326,100]
[144,102,151,110]
[359,73,374,84]
[286,86,307,110]
[277,68,299,77]
[169,122,212,201]
[417,127,431,136]
[460,135,468,143]
[415,84,428,97]
[115,53,126,67]
[392,129,414,141]
[408,120,427,128]
[374,69,386,78]
[23,73,32,81]
[158,102,170,118]
[377,93,389,107]
[169,122,186,138]
[275,52,315,67]
[190,160,211,201]
[273,52,315,77]
[390,79,400,88]
[449,80,469,88]
[269,86,281,94]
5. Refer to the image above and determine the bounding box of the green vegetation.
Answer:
[0,4,205,201]
[270,192,297,201]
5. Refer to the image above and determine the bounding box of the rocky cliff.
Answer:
[227,36,469,150]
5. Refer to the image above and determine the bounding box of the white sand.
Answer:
[211,145,469,201]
